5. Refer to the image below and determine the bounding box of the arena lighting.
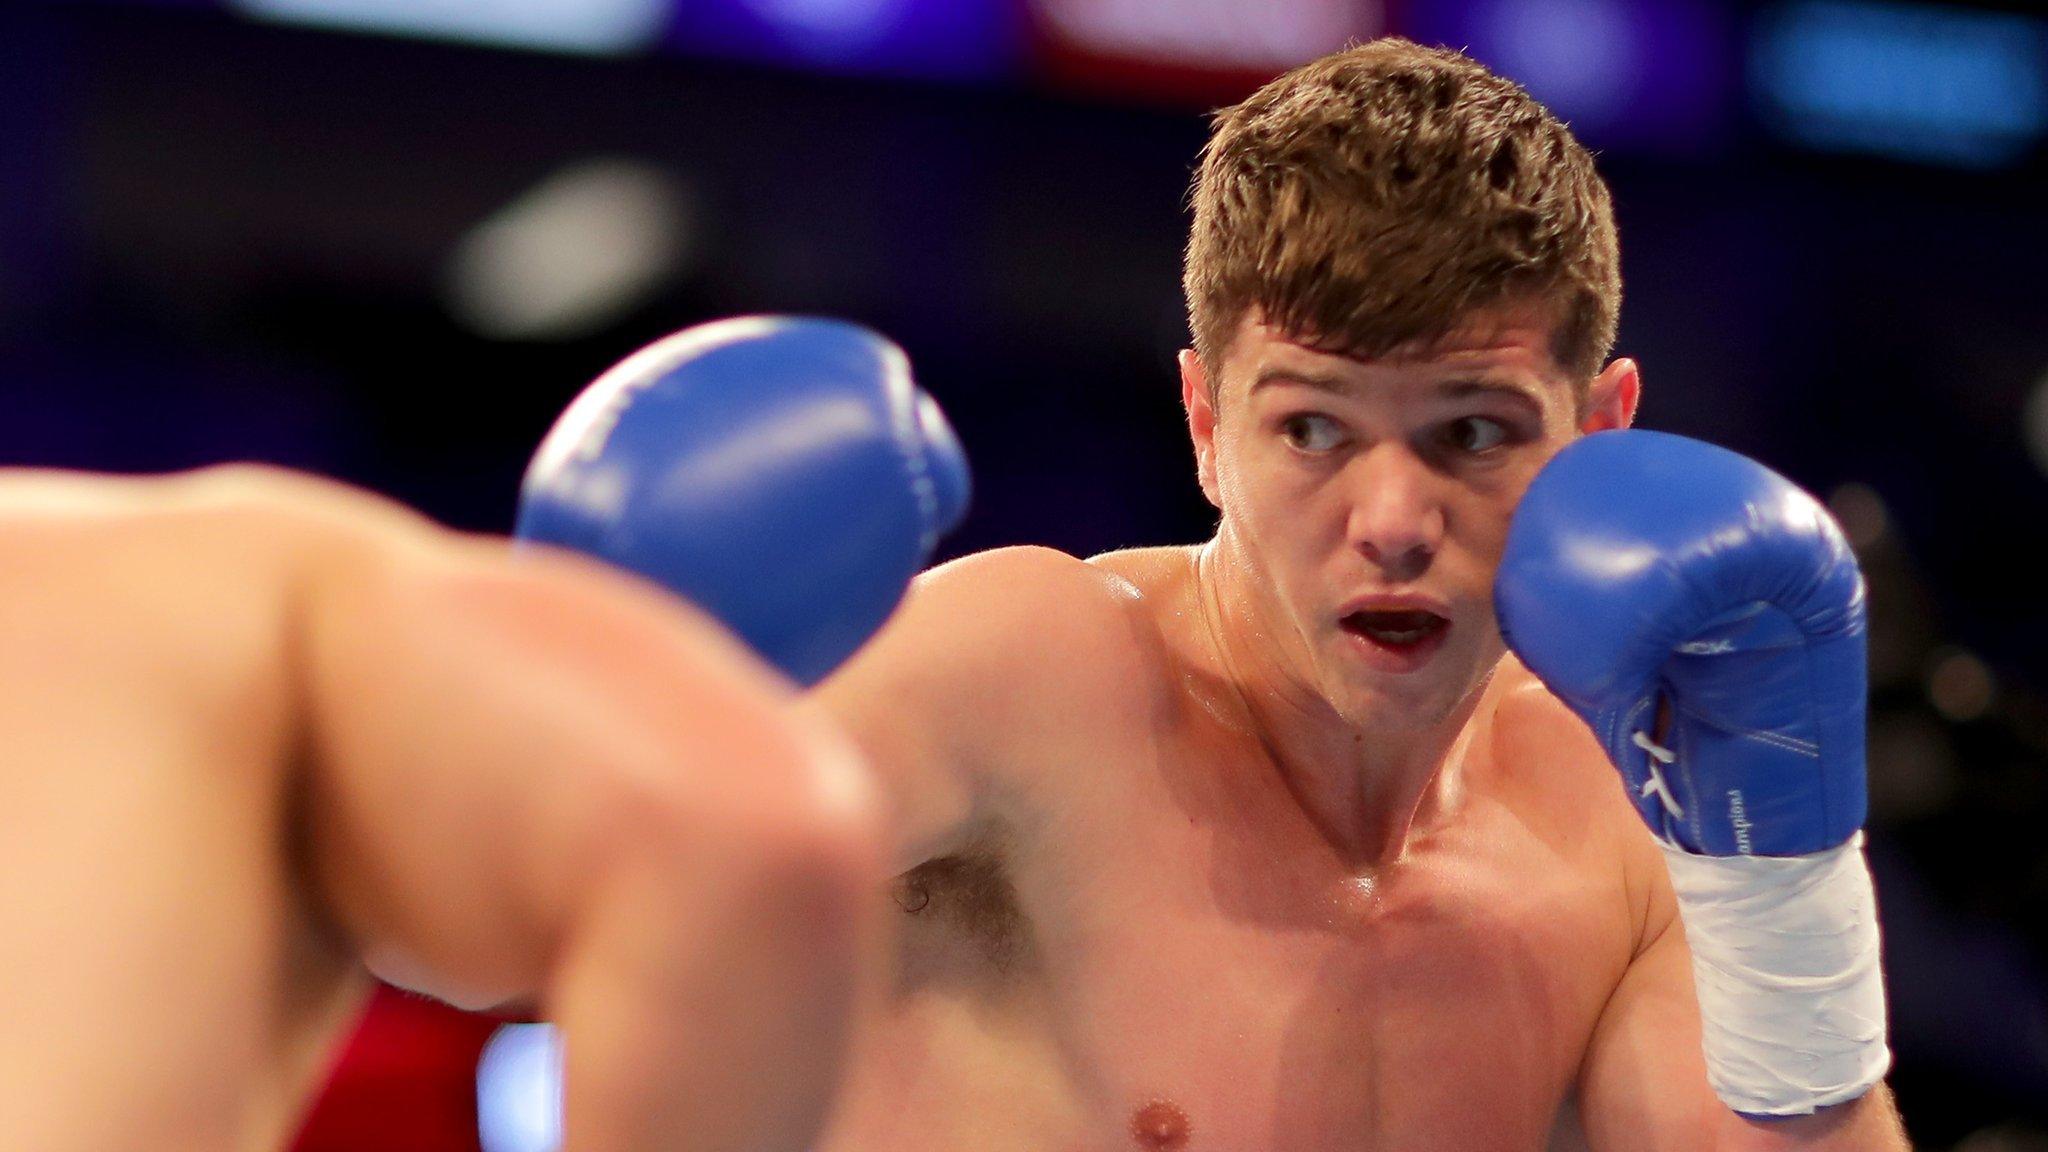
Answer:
[1401,0,1731,151]
[740,0,911,48]
[1749,0,2048,168]
[476,1023,563,1152]
[1031,0,1379,73]
[668,0,1015,80]
[227,0,671,55]
[1481,0,1637,127]
[445,158,695,342]
[1926,648,1997,723]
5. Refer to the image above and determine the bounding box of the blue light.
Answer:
[1751,0,2048,168]
[669,0,1017,80]
[1488,0,1639,128]
[228,0,672,56]
[743,0,910,50]
[1402,0,1736,154]
[477,1023,563,1152]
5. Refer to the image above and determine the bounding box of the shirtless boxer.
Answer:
[525,41,1910,1150]
[1,318,966,1151]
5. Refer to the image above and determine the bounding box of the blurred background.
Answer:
[3,0,2044,1148]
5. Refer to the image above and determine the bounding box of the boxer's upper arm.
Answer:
[1576,878,1723,1152]
[1577,855,1909,1152]
[809,545,1156,874]
[294,516,875,1011]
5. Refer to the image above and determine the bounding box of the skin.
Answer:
[808,309,1910,1151]
[0,465,887,1152]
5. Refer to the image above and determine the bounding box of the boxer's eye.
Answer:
[1280,413,1345,453]
[1446,415,1510,455]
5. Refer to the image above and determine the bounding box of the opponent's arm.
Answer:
[515,315,1000,877]
[0,471,352,1152]
[294,482,886,1152]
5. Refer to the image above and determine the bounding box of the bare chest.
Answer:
[839,743,1635,1152]
[1042,776,1624,1148]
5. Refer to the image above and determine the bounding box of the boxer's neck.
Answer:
[1194,535,1484,869]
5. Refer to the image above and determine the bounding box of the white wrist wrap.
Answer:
[1659,831,1891,1117]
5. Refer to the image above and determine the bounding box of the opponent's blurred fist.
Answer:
[517,315,970,685]
[1494,430,1867,857]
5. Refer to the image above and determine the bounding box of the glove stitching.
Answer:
[1669,699,1820,757]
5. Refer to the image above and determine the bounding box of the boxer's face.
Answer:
[1182,309,1638,733]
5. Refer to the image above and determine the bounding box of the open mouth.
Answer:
[1340,609,1451,667]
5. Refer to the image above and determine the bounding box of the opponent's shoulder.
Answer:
[0,465,492,684]
[0,464,434,571]
[165,463,445,565]
[196,469,757,701]
[0,466,433,753]
[0,466,370,628]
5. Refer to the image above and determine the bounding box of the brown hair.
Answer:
[1184,38,1621,391]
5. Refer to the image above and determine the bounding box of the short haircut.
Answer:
[1183,38,1622,392]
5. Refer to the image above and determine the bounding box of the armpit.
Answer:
[893,849,1035,981]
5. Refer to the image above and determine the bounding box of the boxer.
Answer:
[1,318,966,1151]
[536,41,1910,1151]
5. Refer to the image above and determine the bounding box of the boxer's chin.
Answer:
[1325,622,1480,728]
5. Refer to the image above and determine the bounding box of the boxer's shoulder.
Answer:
[1481,662,1632,830]
[914,544,1172,689]
[817,544,1174,868]
[1482,656,1617,786]
[836,544,1177,773]
[1473,656,1669,946]
[1084,543,1214,667]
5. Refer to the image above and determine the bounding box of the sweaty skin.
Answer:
[808,313,1907,1152]
[813,545,1651,1151]
[0,466,885,1152]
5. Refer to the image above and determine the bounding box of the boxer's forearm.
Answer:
[1721,1085,1909,1152]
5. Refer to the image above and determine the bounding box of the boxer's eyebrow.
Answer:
[1438,378,1548,419]
[1250,367,1547,418]
[1248,366,1349,394]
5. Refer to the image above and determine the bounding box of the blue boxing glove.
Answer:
[1495,429,1866,858]
[1496,429,1888,1117]
[517,315,970,685]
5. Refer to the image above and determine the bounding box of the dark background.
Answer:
[3,1,2044,1148]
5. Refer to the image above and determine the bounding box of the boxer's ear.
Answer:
[1179,350,1222,509]
[1580,358,1640,434]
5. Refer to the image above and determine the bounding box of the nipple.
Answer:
[1130,1100,1192,1151]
